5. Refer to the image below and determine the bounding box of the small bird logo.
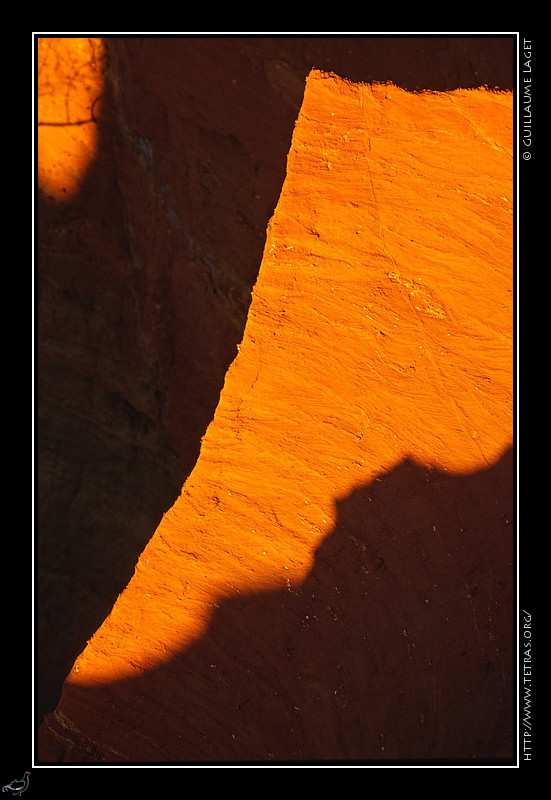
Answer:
[2,773,30,797]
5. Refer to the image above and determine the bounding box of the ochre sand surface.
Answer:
[38,70,514,762]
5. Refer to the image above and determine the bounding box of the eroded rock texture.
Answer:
[37,37,515,727]
[38,63,514,764]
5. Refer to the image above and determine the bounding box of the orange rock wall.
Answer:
[36,36,515,727]
[38,69,514,763]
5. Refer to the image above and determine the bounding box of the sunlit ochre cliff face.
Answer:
[66,74,513,683]
[37,38,105,201]
[37,49,515,762]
